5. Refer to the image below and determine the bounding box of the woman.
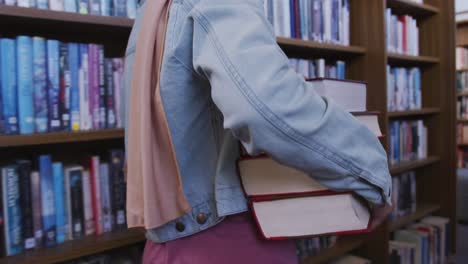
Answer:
[123,0,393,263]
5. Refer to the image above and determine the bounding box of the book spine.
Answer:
[89,0,101,15]
[82,170,95,235]
[2,166,23,256]
[90,156,103,235]
[100,0,111,16]
[18,0,31,7]
[99,163,112,232]
[105,59,116,128]
[113,0,126,17]
[69,43,80,131]
[63,168,72,240]
[64,0,77,12]
[112,59,123,128]
[88,44,100,130]
[59,43,71,132]
[39,155,56,247]
[70,168,84,239]
[16,161,35,250]
[78,0,89,14]
[37,0,48,8]
[98,46,106,129]
[49,0,64,11]
[79,44,91,130]
[53,162,66,244]
[33,37,48,133]
[127,0,136,19]
[109,150,126,229]
[0,167,5,257]
[1,39,19,135]
[4,0,17,5]
[30,171,43,248]
[17,36,35,135]
[47,40,61,132]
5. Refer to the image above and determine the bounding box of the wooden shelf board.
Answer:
[389,204,441,232]
[390,156,440,174]
[457,68,468,72]
[387,53,440,66]
[0,229,145,264]
[386,0,439,18]
[0,129,124,147]
[458,119,468,123]
[388,108,440,118]
[277,37,366,59]
[457,91,468,97]
[300,236,365,264]
[458,143,468,147]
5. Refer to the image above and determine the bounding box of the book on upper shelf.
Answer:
[386,8,419,56]
[389,120,428,165]
[387,65,422,112]
[238,156,371,240]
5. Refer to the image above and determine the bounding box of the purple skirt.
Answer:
[142,213,298,264]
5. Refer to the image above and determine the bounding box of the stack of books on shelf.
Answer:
[389,120,428,165]
[0,150,126,256]
[0,0,138,18]
[289,58,346,79]
[387,66,422,112]
[0,36,124,135]
[457,47,468,95]
[386,9,419,56]
[390,171,417,221]
[263,0,350,45]
[456,97,468,120]
[389,216,450,264]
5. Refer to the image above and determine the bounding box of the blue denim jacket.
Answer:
[124,0,392,243]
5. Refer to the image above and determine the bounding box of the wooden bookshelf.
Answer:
[386,0,439,18]
[387,53,440,66]
[300,236,365,264]
[457,91,468,97]
[387,108,440,118]
[0,229,145,264]
[389,156,441,175]
[389,204,441,231]
[277,37,366,59]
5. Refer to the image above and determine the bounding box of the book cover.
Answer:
[18,0,33,7]
[2,166,23,256]
[89,156,103,235]
[16,161,35,250]
[33,37,49,133]
[79,44,91,130]
[68,166,84,239]
[64,0,77,12]
[59,43,71,131]
[39,155,56,247]
[78,0,89,14]
[17,36,35,135]
[0,39,19,135]
[99,163,112,232]
[89,0,101,15]
[53,162,66,244]
[113,0,126,17]
[69,43,80,131]
[112,59,123,128]
[88,44,100,129]
[37,0,48,8]
[127,0,136,19]
[4,0,17,5]
[105,59,116,128]
[100,0,111,16]
[98,46,106,129]
[109,149,126,229]
[47,40,61,132]
[50,0,64,10]
[82,170,95,235]
[30,171,43,248]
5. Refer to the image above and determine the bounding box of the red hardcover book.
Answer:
[237,156,371,240]
[89,156,103,235]
[399,16,407,53]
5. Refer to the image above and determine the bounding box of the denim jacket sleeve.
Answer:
[189,0,392,205]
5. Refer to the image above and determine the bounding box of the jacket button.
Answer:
[196,213,207,225]
[175,222,185,232]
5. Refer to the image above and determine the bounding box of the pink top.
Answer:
[142,213,298,264]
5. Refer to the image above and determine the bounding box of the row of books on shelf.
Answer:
[389,120,428,165]
[289,58,346,79]
[295,236,336,260]
[0,0,137,18]
[0,36,125,135]
[456,47,468,70]
[390,171,417,221]
[457,123,468,145]
[389,216,450,264]
[385,9,419,56]
[263,0,350,45]
[456,71,468,93]
[0,150,126,256]
[456,96,468,120]
[457,148,468,168]
[387,66,422,112]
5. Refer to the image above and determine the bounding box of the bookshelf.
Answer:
[0,0,456,263]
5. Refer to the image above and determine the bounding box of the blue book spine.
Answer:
[2,166,23,256]
[33,37,49,133]
[37,0,48,8]
[39,155,56,247]
[126,0,136,19]
[69,43,80,131]
[53,162,66,244]
[0,39,18,135]
[289,0,295,38]
[299,0,307,40]
[64,0,77,12]
[113,0,126,16]
[0,40,3,134]
[59,43,70,132]
[331,0,338,42]
[89,0,101,15]
[415,68,421,109]
[17,36,35,135]
[47,40,61,132]
[100,0,110,16]
[336,61,345,79]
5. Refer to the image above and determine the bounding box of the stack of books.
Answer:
[390,216,450,264]
[389,120,428,165]
[263,0,350,45]
[390,171,417,221]
[0,36,125,135]
[0,150,126,256]
[456,47,468,70]
[387,66,422,112]
[1,0,138,18]
[457,97,468,120]
[289,58,346,79]
[386,9,419,56]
